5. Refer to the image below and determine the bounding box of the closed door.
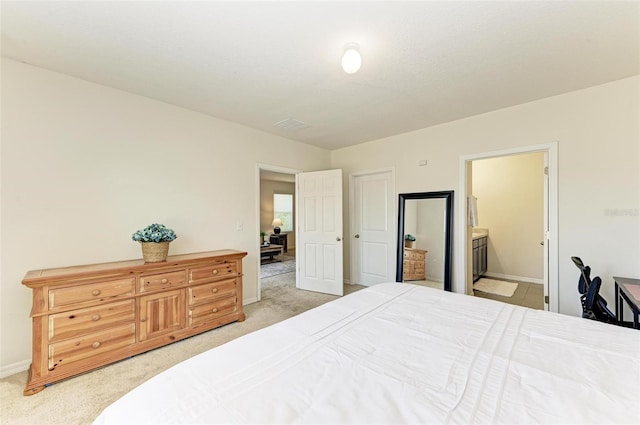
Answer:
[351,170,395,286]
[296,169,343,296]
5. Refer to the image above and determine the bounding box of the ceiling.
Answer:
[2,1,639,151]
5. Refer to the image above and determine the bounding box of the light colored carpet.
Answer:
[260,257,296,279]
[0,272,364,425]
[473,278,518,297]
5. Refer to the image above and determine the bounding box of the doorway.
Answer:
[458,142,558,312]
[471,153,544,309]
[257,164,299,301]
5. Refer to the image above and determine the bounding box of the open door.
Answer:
[542,152,550,310]
[296,169,343,296]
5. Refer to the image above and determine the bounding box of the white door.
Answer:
[542,152,550,311]
[351,170,395,286]
[296,169,343,296]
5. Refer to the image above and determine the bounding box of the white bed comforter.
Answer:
[93,283,640,424]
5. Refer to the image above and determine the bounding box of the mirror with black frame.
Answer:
[396,191,454,291]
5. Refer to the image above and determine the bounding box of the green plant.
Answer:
[404,234,416,241]
[260,231,267,237]
[132,223,177,243]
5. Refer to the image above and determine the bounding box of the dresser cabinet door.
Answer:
[138,289,186,341]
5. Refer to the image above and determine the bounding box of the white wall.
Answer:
[0,59,331,374]
[332,75,640,317]
[473,153,544,282]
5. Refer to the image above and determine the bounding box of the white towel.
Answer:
[468,195,479,227]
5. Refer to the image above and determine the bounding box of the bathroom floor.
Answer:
[474,280,544,310]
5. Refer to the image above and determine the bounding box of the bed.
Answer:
[93,283,640,424]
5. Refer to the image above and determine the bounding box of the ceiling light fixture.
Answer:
[341,42,361,74]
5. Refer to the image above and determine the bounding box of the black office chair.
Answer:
[582,276,619,323]
[571,256,632,327]
[571,256,591,296]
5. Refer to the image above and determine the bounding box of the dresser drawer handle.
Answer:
[91,314,101,321]
[161,278,168,284]
[211,287,219,293]
[91,289,101,296]
[91,341,101,349]
[212,269,219,275]
[212,308,219,313]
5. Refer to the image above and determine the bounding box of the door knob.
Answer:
[540,241,544,245]
[354,234,360,238]
[336,237,342,242]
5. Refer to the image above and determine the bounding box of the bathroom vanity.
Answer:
[472,229,488,282]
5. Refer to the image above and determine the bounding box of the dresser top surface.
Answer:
[23,249,247,286]
[404,247,427,254]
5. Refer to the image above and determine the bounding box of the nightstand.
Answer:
[269,233,288,252]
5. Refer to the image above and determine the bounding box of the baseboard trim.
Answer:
[243,296,258,305]
[484,272,543,285]
[0,359,30,379]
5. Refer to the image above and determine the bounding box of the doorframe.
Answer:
[457,142,559,312]
[255,163,301,302]
[348,168,396,286]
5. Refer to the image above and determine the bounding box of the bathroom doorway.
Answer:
[471,152,545,309]
[458,143,558,312]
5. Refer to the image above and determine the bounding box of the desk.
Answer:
[613,276,640,329]
[269,233,288,252]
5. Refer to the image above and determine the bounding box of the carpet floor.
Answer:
[0,272,365,425]
[260,256,296,279]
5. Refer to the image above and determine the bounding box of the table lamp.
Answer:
[272,218,283,234]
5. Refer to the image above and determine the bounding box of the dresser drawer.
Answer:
[48,323,135,371]
[404,251,425,261]
[188,278,236,306]
[188,296,237,326]
[139,271,186,293]
[189,262,237,284]
[403,260,412,272]
[48,300,135,343]
[49,278,135,310]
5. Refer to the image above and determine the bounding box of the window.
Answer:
[273,193,293,232]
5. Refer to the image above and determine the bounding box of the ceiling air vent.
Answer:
[272,118,310,132]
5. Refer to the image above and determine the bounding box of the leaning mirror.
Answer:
[396,191,454,291]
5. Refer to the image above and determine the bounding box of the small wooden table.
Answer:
[261,244,284,263]
[613,276,640,329]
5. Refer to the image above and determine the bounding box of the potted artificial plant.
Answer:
[404,234,416,248]
[132,223,177,263]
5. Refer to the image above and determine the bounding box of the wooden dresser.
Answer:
[403,247,427,281]
[22,249,246,396]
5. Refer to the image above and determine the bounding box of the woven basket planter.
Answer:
[140,241,170,263]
